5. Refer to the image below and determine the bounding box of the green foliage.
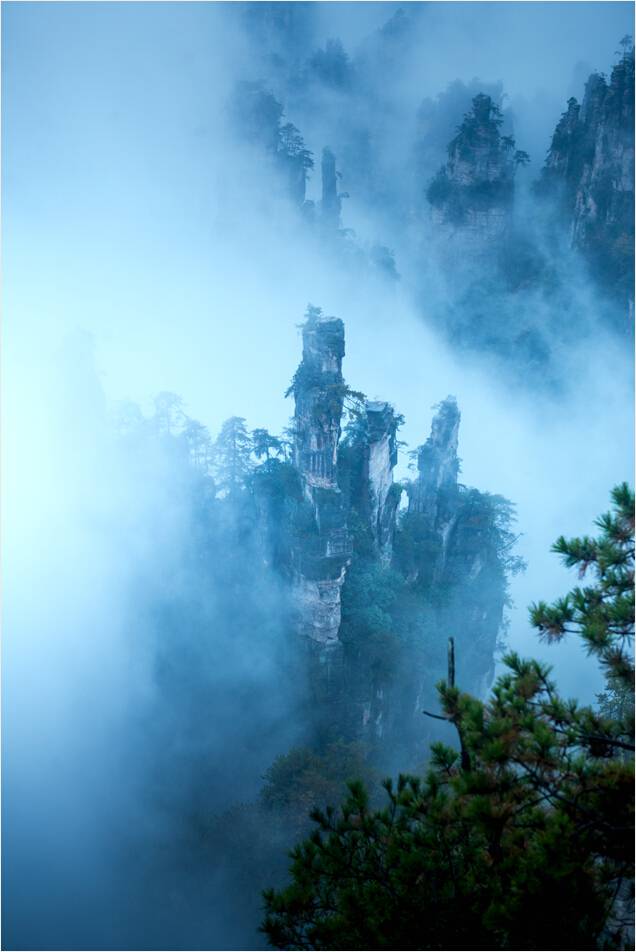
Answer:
[231,81,314,203]
[153,391,186,434]
[426,169,454,207]
[284,308,365,419]
[449,93,505,159]
[427,93,524,225]
[394,489,524,601]
[530,483,634,696]
[537,44,634,306]
[279,122,314,171]
[213,416,253,493]
[392,510,439,589]
[182,419,214,473]
[261,742,377,835]
[308,39,352,89]
[286,386,365,428]
[252,427,286,462]
[262,486,635,950]
[340,557,405,675]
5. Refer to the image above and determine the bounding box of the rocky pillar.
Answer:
[321,147,342,231]
[291,310,351,649]
[365,401,401,558]
[409,396,460,528]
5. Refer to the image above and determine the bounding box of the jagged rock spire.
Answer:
[409,396,460,524]
[290,308,350,648]
[365,401,400,556]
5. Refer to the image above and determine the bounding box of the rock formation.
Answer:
[405,397,511,698]
[365,401,401,557]
[408,396,460,526]
[539,44,634,308]
[427,94,528,262]
[320,147,342,230]
[289,308,351,647]
[255,308,519,758]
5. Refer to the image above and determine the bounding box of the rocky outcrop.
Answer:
[437,488,509,695]
[292,570,347,648]
[404,396,463,599]
[404,397,511,697]
[366,402,401,557]
[427,94,528,261]
[290,308,351,647]
[320,147,342,230]
[408,396,460,527]
[539,45,634,306]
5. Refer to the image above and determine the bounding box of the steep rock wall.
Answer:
[540,46,634,308]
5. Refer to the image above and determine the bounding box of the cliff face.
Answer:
[540,47,635,306]
[365,402,401,557]
[427,94,527,261]
[405,396,462,599]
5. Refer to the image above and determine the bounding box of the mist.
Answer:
[3,3,634,950]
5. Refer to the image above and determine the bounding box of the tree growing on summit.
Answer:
[514,149,530,167]
[213,416,253,493]
[617,34,633,61]
[153,391,185,435]
[279,123,314,172]
[262,485,634,951]
[308,39,352,89]
[252,428,285,462]
[231,82,284,153]
[182,419,214,473]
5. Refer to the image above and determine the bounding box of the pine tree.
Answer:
[182,419,214,474]
[153,391,185,435]
[252,428,285,462]
[213,417,253,494]
[530,481,634,746]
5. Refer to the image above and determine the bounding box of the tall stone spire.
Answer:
[321,147,342,230]
[409,396,460,526]
[292,308,345,489]
[290,308,350,647]
[364,401,401,557]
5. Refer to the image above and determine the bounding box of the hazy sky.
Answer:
[3,1,633,421]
